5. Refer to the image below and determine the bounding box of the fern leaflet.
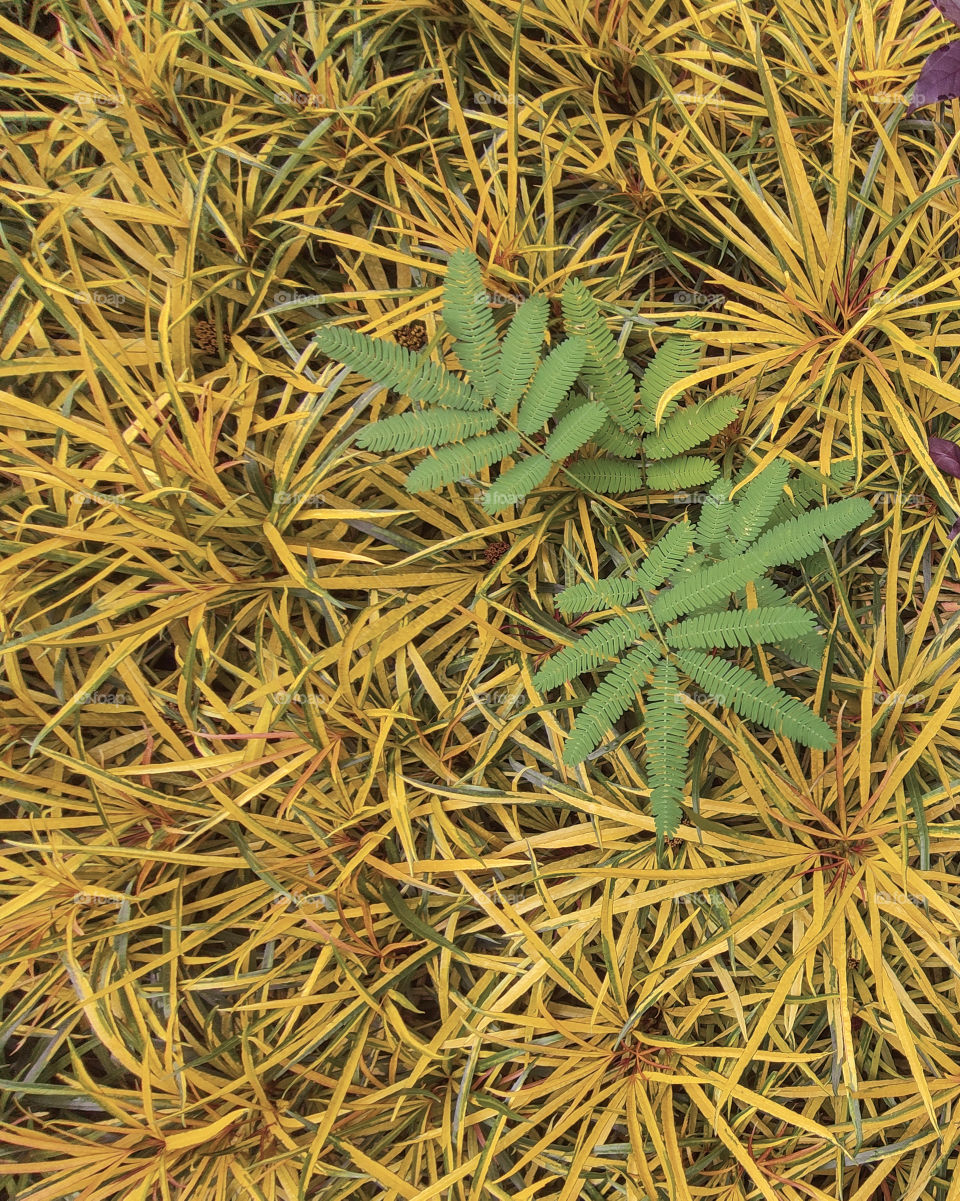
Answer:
[665,605,817,649]
[317,326,483,410]
[645,661,686,840]
[442,250,500,399]
[763,462,857,531]
[636,316,703,431]
[642,393,742,461]
[646,455,719,492]
[633,523,695,592]
[493,296,548,411]
[562,642,664,765]
[517,337,587,433]
[651,548,773,622]
[556,576,645,615]
[562,458,647,495]
[748,499,874,568]
[739,580,826,667]
[674,649,835,749]
[405,431,522,493]
[532,613,653,691]
[356,408,497,452]
[694,477,733,550]
[592,417,642,458]
[560,279,639,430]
[727,460,791,551]
[543,401,607,461]
[556,524,692,615]
[482,453,552,512]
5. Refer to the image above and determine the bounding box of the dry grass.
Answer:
[2,1,960,1198]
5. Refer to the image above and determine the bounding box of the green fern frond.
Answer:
[674,649,836,749]
[532,613,653,691]
[552,391,584,424]
[405,431,522,493]
[517,337,587,433]
[665,605,817,650]
[560,279,639,430]
[694,478,733,549]
[316,325,483,410]
[764,462,857,530]
[743,577,791,607]
[645,455,719,492]
[543,401,607,462]
[784,471,836,511]
[562,642,664,765]
[633,523,695,591]
[779,631,826,668]
[482,453,552,513]
[748,498,874,567]
[644,660,686,840]
[442,250,500,399]
[562,458,647,495]
[494,296,549,411]
[556,523,693,616]
[636,316,703,431]
[642,393,742,461]
[727,460,791,551]
[672,549,707,579]
[556,576,645,615]
[651,548,773,623]
[591,417,642,458]
[356,408,497,453]
[827,460,857,484]
[739,580,826,667]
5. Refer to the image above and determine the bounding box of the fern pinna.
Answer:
[560,282,743,495]
[316,251,743,512]
[531,465,873,839]
[318,250,599,513]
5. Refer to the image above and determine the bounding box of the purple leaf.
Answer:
[932,0,960,28]
[908,40,960,113]
[950,515,960,540]
[929,435,960,478]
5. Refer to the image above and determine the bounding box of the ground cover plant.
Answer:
[318,249,742,508]
[3,1,960,1200]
